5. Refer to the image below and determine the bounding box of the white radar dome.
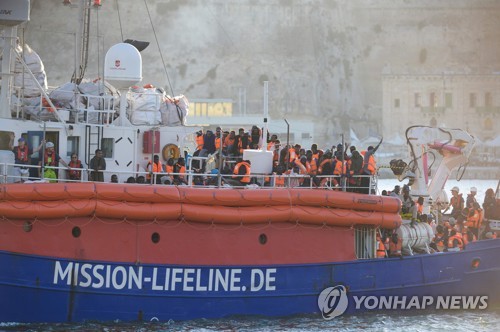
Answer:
[104,43,142,89]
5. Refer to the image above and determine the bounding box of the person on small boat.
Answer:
[89,149,106,182]
[390,185,403,201]
[482,188,496,220]
[38,141,69,183]
[110,174,119,183]
[443,186,464,219]
[447,229,464,251]
[466,187,479,210]
[67,153,83,181]
[9,134,44,183]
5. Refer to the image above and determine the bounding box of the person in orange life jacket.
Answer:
[67,153,83,181]
[271,140,281,163]
[147,154,164,184]
[443,186,464,219]
[318,151,335,187]
[331,151,346,187]
[232,159,252,185]
[224,130,237,156]
[214,127,222,153]
[446,229,464,251]
[466,187,479,209]
[195,130,204,152]
[10,134,44,183]
[174,157,187,185]
[38,141,69,182]
[388,232,402,257]
[161,158,175,184]
[200,130,216,157]
[431,224,447,252]
[359,138,382,194]
[89,149,106,182]
[238,132,252,155]
[267,134,278,151]
[233,128,245,156]
[465,205,482,238]
[461,226,477,246]
[305,150,319,187]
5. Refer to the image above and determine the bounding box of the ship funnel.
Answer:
[104,43,142,89]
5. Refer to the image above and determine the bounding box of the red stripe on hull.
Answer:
[0,218,355,265]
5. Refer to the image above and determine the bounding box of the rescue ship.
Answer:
[1,0,499,323]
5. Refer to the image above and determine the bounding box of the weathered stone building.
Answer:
[20,0,500,147]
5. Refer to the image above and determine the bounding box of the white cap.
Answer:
[448,217,456,225]
[46,142,54,148]
[470,187,477,192]
[451,186,459,193]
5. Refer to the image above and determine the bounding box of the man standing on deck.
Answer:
[89,149,106,182]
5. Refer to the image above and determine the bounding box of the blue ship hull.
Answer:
[1,239,499,323]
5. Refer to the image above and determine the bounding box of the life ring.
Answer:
[162,143,180,161]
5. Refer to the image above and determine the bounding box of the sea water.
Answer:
[1,179,498,331]
[2,312,500,331]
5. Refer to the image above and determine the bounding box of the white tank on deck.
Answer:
[104,43,142,89]
[0,150,15,183]
[397,222,434,254]
[0,0,30,26]
[242,149,273,174]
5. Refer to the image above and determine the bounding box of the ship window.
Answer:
[354,226,376,259]
[101,138,114,159]
[66,136,79,158]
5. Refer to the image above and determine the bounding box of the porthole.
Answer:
[259,233,267,245]
[152,232,160,244]
[72,226,81,238]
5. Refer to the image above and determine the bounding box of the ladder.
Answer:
[85,125,102,167]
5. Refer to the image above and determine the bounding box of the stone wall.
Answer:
[22,0,500,147]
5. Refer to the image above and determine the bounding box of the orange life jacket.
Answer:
[465,209,481,228]
[232,161,251,183]
[376,236,389,258]
[274,174,285,187]
[16,145,30,163]
[360,150,377,175]
[68,160,82,179]
[447,235,464,250]
[147,161,163,180]
[215,137,221,150]
[44,150,57,166]
[333,159,346,175]
[389,236,402,256]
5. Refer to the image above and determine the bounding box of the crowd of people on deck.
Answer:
[8,127,383,189]
[377,184,499,257]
